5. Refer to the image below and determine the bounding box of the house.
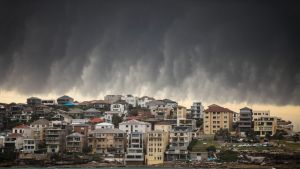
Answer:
[119,119,151,134]
[5,133,24,151]
[104,111,122,123]
[12,124,32,138]
[84,108,102,119]
[110,100,128,114]
[27,97,42,107]
[254,116,277,137]
[190,102,204,119]
[88,128,126,158]
[189,151,208,162]
[57,95,74,105]
[125,132,145,165]
[23,138,39,153]
[67,108,84,119]
[253,110,270,121]
[137,96,155,108]
[45,127,67,153]
[71,118,89,125]
[203,104,234,135]
[145,130,169,165]
[176,105,187,119]
[165,126,192,161]
[162,99,178,109]
[146,100,167,115]
[239,107,253,133]
[34,105,51,117]
[122,95,138,107]
[90,100,110,110]
[104,95,122,104]
[66,132,85,153]
[95,122,114,129]
[30,119,50,142]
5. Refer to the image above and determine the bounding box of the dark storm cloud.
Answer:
[0,0,300,105]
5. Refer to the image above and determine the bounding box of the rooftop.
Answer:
[31,119,50,125]
[90,128,125,134]
[204,104,234,113]
[14,124,30,129]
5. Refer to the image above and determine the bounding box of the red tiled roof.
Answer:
[14,124,30,129]
[204,104,234,113]
[90,117,104,123]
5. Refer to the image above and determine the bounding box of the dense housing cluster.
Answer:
[0,94,296,165]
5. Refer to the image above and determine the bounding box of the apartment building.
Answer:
[88,128,126,157]
[30,119,50,142]
[122,94,138,107]
[203,104,234,135]
[239,107,253,133]
[27,97,42,107]
[254,116,277,137]
[12,124,32,138]
[233,112,240,123]
[253,110,270,121]
[45,128,66,153]
[176,105,187,119]
[66,132,85,153]
[154,121,172,133]
[125,132,145,165]
[23,138,38,153]
[138,96,155,108]
[165,126,192,161]
[95,122,114,129]
[5,133,24,151]
[190,102,204,119]
[119,119,151,134]
[145,130,169,165]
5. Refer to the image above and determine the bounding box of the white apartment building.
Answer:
[254,116,277,137]
[119,119,151,134]
[95,122,114,129]
[253,110,270,121]
[122,95,138,107]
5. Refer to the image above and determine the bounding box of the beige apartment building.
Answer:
[88,128,126,157]
[253,110,270,121]
[154,121,172,133]
[176,106,187,119]
[203,104,234,135]
[254,116,277,137]
[66,132,85,153]
[30,119,50,142]
[145,130,169,165]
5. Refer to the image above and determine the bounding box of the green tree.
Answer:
[112,114,123,127]
[206,145,216,152]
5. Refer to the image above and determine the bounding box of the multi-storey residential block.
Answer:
[145,130,169,165]
[27,97,42,107]
[176,105,187,119]
[110,100,128,114]
[190,102,204,119]
[233,112,240,123]
[146,100,167,115]
[45,128,66,153]
[252,110,270,121]
[154,121,172,133]
[23,138,38,153]
[162,99,178,109]
[88,128,126,157]
[176,118,197,130]
[30,119,50,142]
[66,132,85,153]
[165,126,192,161]
[203,104,234,135]
[125,132,145,165]
[254,116,277,137]
[239,107,253,133]
[119,119,151,134]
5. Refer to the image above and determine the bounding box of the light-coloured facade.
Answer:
[145,130,169,165]
[137,96,155,108]
[165,126,192,161]
[104,111,122,123]
[5,133,24,150]
[119,119,151,134]
[45,128,66,153]
[30,119,50,142]
[203,104,234,135]
[88,128,126,157]
[125,132,145,165]
[233,112,240,123]
[95,122,114,129]
[154,122,172,133]
[110,102,127,114]
[176,106,187,119]
[254,116,277,137]
[66,132,85,153]
[23,138,38,153]
[12,124,32,138]
[252,110,270,121]
[104,95,122,104]
[122,95,138,107]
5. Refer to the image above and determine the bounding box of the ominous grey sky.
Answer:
[1,0,300,105]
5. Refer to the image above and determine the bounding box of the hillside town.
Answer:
[0,94,299,168]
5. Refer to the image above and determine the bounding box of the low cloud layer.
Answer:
[1,0,300,105]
